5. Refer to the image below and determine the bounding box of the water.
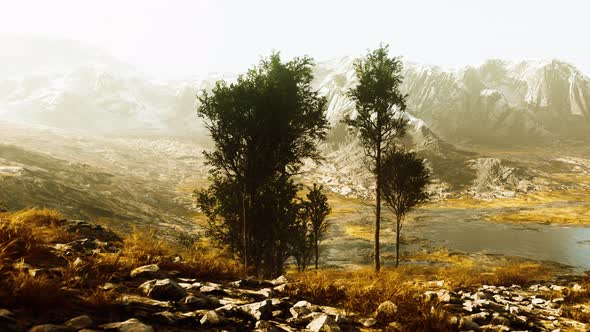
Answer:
[322,203,590,270]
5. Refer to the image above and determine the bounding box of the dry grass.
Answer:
[286,250,559,330]
[0,209,243,319]
[286,268,454,331]
[487,205,590,225]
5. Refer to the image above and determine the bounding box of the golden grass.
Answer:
[488,205,590,224]
[286,250,558,325]
[430,189,590,210]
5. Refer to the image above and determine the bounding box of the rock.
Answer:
[374,300,397,323]
[118,294,174,310]
[459,317,481,331]
[63,220,121,243]
[29,325,75,332]
[572,284,583,292]
[271,275,288,285]
[531,298,545,305]
[241,299,273,320]
[254,320,287,332]
[63,315,93,329]
[359,317,377,327]
[290,300,314,318]
[464,312,489,325]
[200,310,221,326]
[256,288,274,298]
[307,314,341,332]
[138,279,186,301]
[130,264,160,279]
[550,285,566,291]
[552,297,564,303]
[100,318,153,332]
[200,283,227,295]
[427,280,445,287]
[0,309,18,332]
[182,294,220,308]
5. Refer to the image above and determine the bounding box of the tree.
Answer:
[305,184,331,270]
[381,149,430,267]
[196,53,329,277]
[343,45,408,272]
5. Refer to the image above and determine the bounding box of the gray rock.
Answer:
[138,279,186,301]
[241,299,273,320]
[63,315,93,329]
[200,310,221,326]
[307,314,341,332]
[290,300,313,318]
[374,300,397,323]
[130,264,160,279]
[200,283,227,295]
[182,294,220,308]
[100,318,153,332]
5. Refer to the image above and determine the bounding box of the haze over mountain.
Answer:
[2,38,589,146]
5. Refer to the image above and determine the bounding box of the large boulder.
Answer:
[139,279,187,301]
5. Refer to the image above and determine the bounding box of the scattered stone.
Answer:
[459,317,480,331]
[359,317,377,327]
[200,310,221,326]
[130,264,160,279]
[0,309,18,332]
[290,300,313,318]
[271,275,288,285]
[307,314,341,332]
[29,325,75,332]
[100,318,153,332]
[63,315,93,329]
[182,294,220,308]
[138,279,186,301]
[241,299,273,321]
[254,320,287,332]
[374,300,397,323]
[200,283,227,295]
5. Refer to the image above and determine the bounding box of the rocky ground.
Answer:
[1,215,588,332]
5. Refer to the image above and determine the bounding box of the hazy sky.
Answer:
[1,0,589,78]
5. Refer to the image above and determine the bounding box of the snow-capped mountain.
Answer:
[314,57,590,145]
[2,37,590,145]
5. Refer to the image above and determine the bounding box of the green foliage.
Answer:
[381,149,430,267]
[305,184,331,269]
[343,44,408,272]
[196,53,329,277]
[344,44,408,163]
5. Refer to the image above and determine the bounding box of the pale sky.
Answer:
[1,0,589,78]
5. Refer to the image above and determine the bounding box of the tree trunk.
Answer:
[375,147,382,272]
[395,215,401,268]
[315,239,319,270]
[242,192,247,271]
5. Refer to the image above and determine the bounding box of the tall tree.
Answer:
[381,149,430,267]
[344,45,408,272]
[196,53,329,277]
[305,184,331,270]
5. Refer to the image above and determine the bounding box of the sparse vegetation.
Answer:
[343,44,409,272]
